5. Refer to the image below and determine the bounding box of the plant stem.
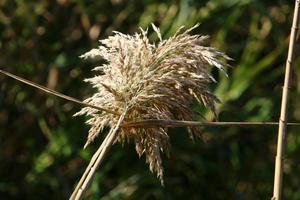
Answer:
[272,1,299,200]
[69,109,127,200]
[122,120,300,128]
[0,69,120,116]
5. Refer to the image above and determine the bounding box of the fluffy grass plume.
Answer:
[75,24,230,183]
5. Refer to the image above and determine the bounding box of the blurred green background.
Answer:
[0,0,300,199]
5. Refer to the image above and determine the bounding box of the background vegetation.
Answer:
[0,0,300,199]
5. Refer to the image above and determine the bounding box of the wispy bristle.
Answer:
[75,24,230,183]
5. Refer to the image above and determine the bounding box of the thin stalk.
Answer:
[272,1,300,200]
[121,120,300,128]
[0,69,120,116]
[69,128,113,199]
[69,108,127,200]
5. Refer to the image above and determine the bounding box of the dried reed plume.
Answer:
[75,24,230,183]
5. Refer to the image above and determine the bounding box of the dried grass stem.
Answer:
[272,1,300,199]
[70,108,127,200]
[0,69,120,116]
[121,119,300,128]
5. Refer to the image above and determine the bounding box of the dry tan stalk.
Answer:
[272,1,300,200]
[70,108,127,200]
[121,119,300,128]
[0,69,119,116]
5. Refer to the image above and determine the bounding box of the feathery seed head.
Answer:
[75,24,230,183]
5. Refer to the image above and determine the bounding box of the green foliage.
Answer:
[0,0,299,199]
